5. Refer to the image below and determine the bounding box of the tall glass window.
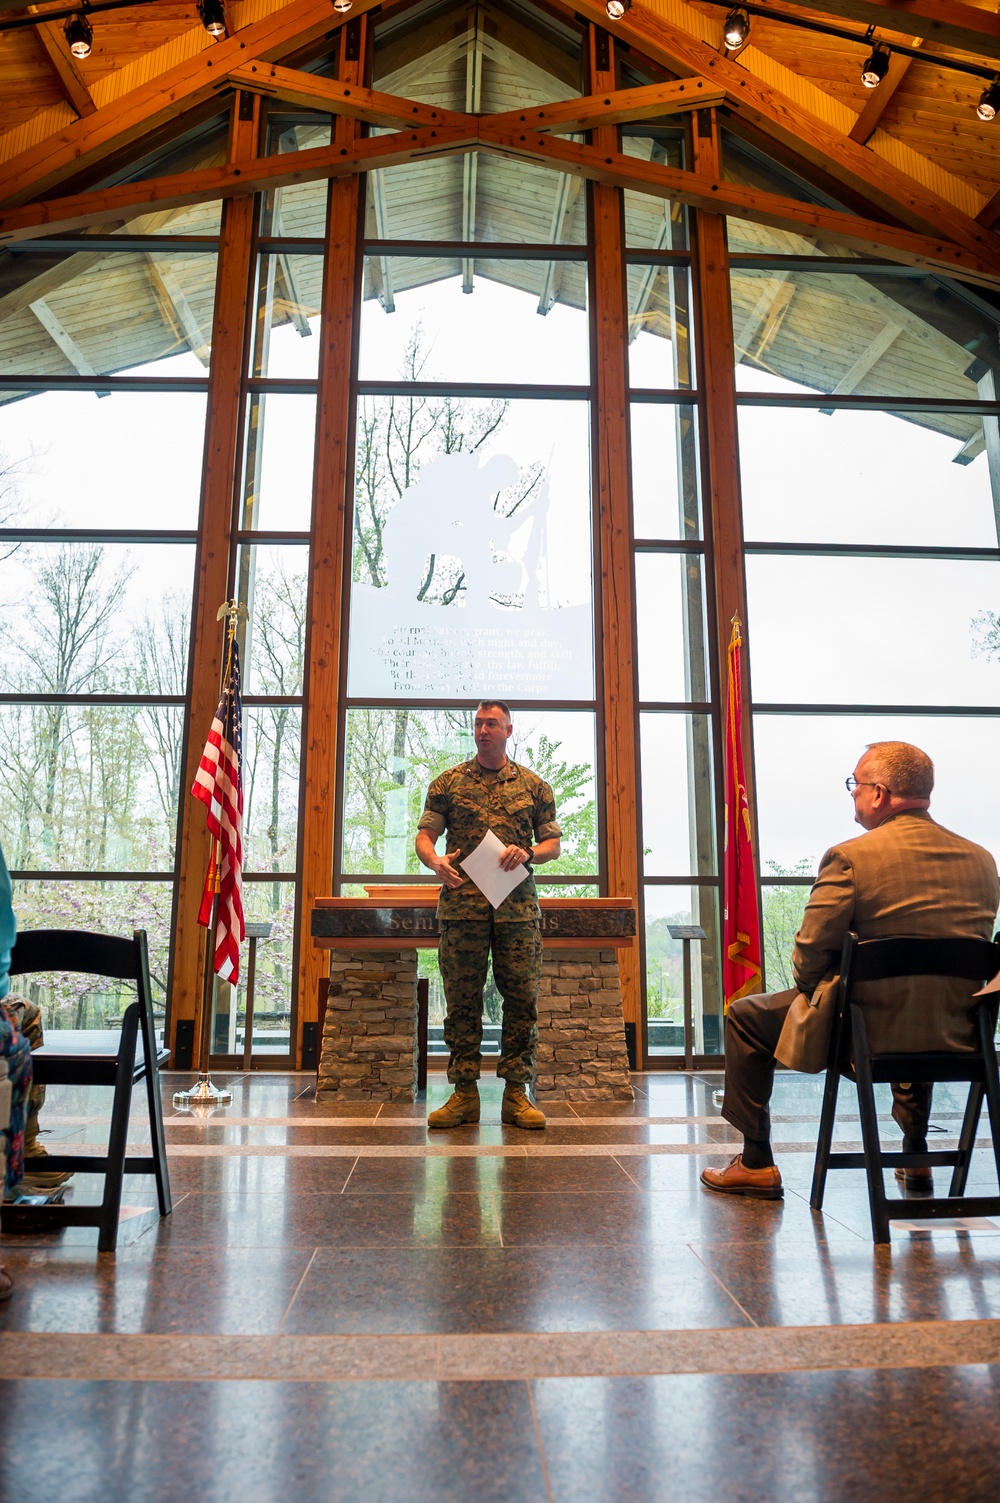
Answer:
[340,5,597,1057]
[730,221,1000,990]
[0,234,218,1027]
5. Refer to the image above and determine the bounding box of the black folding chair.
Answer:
[1,929,172,1252]
[810,932,1000,1243]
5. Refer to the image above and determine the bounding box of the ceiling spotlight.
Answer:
[723,9,750,50]
[64,13,92,59]
[332,0,354,12]
[197,0,227,38]
[977,80,1000,122]
[606,0,631,17]
[861,45,890,89]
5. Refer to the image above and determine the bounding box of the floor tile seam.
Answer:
[149,1139,986,1160]
[525,1377,557,1503]
[275,1247,320,1335]
[51,1112,963,1128]
[685,1242,761,1329]
[5,1322,1000,1384]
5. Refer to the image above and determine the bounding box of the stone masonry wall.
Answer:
[317,950,418,1101]
[534,948,634,1101]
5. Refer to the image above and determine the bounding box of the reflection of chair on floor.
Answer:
[0,929,171,1252]
[811,933,1000,1244]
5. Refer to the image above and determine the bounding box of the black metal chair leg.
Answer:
[97,1004,139,1253]
[852,1005,892,1244]
[977,1002,1000,1192]
[949,1080,983,1196]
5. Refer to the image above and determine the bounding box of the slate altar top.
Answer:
[312,889,636,950]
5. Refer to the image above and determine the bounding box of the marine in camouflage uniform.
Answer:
[418,757,561,1085]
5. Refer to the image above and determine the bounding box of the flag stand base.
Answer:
[173,1074,233,1114]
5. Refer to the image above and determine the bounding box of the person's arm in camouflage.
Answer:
[504,777,561,872]
[415,774,464,889]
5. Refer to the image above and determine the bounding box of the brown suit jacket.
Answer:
[775,810,1000,1073]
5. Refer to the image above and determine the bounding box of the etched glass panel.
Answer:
[348,399,593,698]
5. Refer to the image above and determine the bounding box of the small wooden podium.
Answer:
[312,890,636,1103]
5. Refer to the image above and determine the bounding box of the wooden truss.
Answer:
[1,0,999,289]
[2,70,999,289]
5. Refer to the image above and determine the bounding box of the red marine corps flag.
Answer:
[723,616,762,1010]
[192,630,245,983]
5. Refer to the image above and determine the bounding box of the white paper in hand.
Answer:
[459,829,529,910]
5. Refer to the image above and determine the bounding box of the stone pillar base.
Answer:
[534,948,634,1101]
[317,949,417,1102]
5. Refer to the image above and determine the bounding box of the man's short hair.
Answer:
[865,741,934,799]
[477,699,511,719]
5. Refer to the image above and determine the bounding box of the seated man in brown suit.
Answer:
[702,741,1000,1201]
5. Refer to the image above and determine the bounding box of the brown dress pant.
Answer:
[721,988,933,1145]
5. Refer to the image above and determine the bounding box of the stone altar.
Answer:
[312,891,636,1104]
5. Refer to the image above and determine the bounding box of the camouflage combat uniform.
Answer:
[418,758,560,1085]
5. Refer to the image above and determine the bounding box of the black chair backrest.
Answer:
[844,934,1000,988]
[10,928,144,984]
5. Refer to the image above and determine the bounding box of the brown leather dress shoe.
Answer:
[701,1155,783,1200]
[0,1266,13,1302]
[895,1165,933,1191]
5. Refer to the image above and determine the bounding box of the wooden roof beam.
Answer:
[228,62,472,131]
[735,0,1000,68]
[229,64,725,135]
[818,321,903,410]
[28,296,108,393]
[734,272,790,357]
[0,0,390,209]
[476,126,1000,289]
[977,188,1000,232]
[848,42,921,147]
[144,255,212,366]
[30,12,96,119]
[3,117,998,290]
[548,0,1000,270]
[490,76,726,132]
[0,124,480,245]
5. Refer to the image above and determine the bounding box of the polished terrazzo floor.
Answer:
[2,1069,1000,1502]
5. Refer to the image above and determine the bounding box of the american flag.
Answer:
[192,638,246,982]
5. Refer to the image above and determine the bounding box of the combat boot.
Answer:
[501,1084,546,1130]
[20,1108,73,1191]
[427,1082,480,1129]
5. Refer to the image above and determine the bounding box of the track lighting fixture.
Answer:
[977,80,1000,122]
[723,8,750,50]
[605,0,631,17]
[332,0,354,12]
[64,12,92,59]
[197,0,226,38]
[861,44,890,89]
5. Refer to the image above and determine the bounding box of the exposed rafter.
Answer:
[848,43,920,147]
[2,114,999,290]
[28,295,108,392]
[552,0,1000,268]
[729,0,1000,67]
[818,321,902,410]
[0,0,389,208]
[144,255,211,366]
[230,64,725,134]
[30,11,96,119]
